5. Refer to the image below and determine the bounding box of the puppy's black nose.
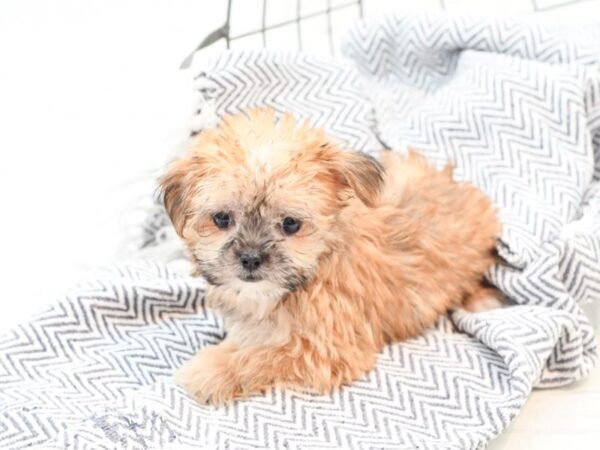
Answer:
[239,252,263,271]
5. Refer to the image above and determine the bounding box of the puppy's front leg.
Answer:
[175,341,242,405]
[175,340,344,405]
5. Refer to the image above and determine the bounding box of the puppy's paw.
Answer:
[175,347,240,406]
[464,295,504,313]
[463,287,505,313]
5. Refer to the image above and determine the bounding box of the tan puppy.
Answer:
[162,109,501,405]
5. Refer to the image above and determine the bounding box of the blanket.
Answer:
[2,15,600,449]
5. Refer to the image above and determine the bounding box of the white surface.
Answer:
[0,0,220,329]
[0,0,598,447]
[490,351,600,449]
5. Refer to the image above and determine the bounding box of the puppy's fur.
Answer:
[162,109,501,405]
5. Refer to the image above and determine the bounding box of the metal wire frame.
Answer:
[180,0,590,68]
[181,0,363,68]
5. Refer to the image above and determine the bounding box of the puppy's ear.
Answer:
[329,149,384,207]
[160,156,203,237]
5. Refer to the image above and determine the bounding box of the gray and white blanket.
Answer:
[2,15,600,449]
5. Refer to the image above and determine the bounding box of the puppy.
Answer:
[162,109,501,405]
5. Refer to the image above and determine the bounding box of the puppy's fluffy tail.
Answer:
[378,150,451,201]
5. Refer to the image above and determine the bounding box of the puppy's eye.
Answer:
[282,217,301,235]
[213,212,232,230]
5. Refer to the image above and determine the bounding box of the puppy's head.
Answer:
[161,109,383,304]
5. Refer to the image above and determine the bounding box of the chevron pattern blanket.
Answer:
[2,15,600,449]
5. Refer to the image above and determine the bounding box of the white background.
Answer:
[0,1,599,448]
